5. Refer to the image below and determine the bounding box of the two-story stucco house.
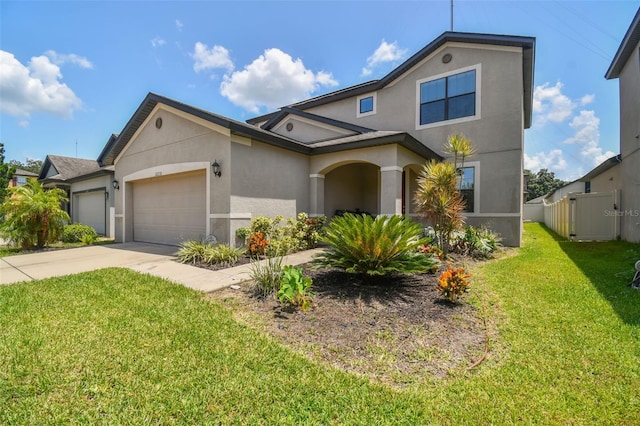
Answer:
[90,31,536,247]
[605,7,640,243]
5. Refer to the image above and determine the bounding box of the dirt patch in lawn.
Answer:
[208,259,491,388]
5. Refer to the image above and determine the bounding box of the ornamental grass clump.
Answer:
[312,213,438,276]
[437,266,471,302]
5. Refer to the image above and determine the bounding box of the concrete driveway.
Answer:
[0,242,321,293]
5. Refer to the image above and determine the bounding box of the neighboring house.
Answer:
[9,169,38,187]
[38,153,115,237]
[606,7,640,243]
[580,154,622,194]
[545,180,586,204]
[96,31,534,247]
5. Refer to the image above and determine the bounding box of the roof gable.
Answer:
[606,7,640,79]
[39,155,109,182]
[247,31,535,128]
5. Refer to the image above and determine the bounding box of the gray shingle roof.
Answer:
[606,7,640,79]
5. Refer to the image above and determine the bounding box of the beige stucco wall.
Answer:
[229,139,310,246]
[270,116,356,143]
[303,42,527,246]
[590,163,621,193]
[114,105,229,243]
[617,40,640,243]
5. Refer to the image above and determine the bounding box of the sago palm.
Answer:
[0,180,70,248]
[312,213,438,276]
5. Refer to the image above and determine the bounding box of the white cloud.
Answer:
[176,19,184,31]
[580,94,595,106]
[18,120,29,128]
[151,37,166,48]
[44,50,93,69]
[532,82,576,125]
[0,50,83,119]
[220,48,338,113]
[361,40,407,77]
[525,149,568,172]
[564,110,615,167]
[192,42,234,73]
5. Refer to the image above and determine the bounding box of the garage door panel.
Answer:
[132,171,206,245]
[74,191,106,235]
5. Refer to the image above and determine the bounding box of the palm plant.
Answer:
[312,213,438,276]
[0,180,70,249]
[414,160,466,255]
[443,132,475,189]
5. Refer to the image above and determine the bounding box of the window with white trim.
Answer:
[357,93,376,117]
[416,65,480,128]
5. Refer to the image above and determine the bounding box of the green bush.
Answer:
[451,226,501,258]
[62,223,98,243]
[202,244,244,267]
[247,213,327,256]
[312,213,439,276]
[177,240,244,266]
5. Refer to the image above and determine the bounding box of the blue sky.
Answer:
[1,0,638,181]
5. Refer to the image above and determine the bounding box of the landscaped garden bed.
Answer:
[210,259,488,387]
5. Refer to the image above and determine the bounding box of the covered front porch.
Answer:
[308,143,438,219]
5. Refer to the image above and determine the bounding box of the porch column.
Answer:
[309,174,325,217]
[380,166,403,215]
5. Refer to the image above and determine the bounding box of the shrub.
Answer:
[437,266,471,302]
[176,240,209,264]
[80,233,97,245]
[312,213,439,276]
[236,227,251,245]
[62,223,98,243]
[277,265,313,311]
[451,226,501,259]
[248,232,269,257]
[250,256,284,298]
[177,240,243,266]
[202,244,244,267]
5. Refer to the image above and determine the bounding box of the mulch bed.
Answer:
[208,259,489,388]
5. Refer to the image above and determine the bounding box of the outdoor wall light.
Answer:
[212,160,222,177]
[112,179,120,190]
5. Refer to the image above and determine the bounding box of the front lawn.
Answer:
[1,223,639,424]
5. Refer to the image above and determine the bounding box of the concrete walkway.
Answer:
[0,243,323,293]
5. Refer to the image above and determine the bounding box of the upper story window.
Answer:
[416,65,480,129]
[357,92,376,117]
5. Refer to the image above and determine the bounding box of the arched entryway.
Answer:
[324,162,379,218]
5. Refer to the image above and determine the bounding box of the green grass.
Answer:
[1,223,639,424]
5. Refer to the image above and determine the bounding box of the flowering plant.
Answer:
[437,267,471,302]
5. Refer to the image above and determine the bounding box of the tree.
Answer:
[8,158,43,174]
[414,134,477,255]
[525,168,568,201]
[414,160,466,255]
[0,180,70,249]
[0,143,17,202]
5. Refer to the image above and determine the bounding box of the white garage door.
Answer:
[132,170,206,245]
[74,190,106,235]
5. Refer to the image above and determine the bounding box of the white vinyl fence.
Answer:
[543,191,620,241]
